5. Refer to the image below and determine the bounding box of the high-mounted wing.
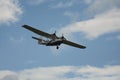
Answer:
[22,25,58,39]
[63,39,86,49]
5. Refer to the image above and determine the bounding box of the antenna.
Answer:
[61,34,66,40]
[53,31,56,36]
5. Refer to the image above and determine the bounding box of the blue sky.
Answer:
[0,0,120,80]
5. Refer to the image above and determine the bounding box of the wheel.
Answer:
[56,46,59,49]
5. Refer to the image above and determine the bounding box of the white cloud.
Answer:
[117,35,120,40]
[0,65,120,80]
[0,0,22,24]
[50,0,78,9]
[84,0,93,4]
[0,71,17,80]
[64,11,80,22]
[86,0,120,15]
[54,1,73,8]
[59,8,120,39]
[58,0,120,40]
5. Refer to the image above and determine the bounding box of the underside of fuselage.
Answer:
[46,40,63,46]
[41,39,63,49]
[32,36,63,47]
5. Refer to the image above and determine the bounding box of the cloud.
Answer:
[50,0,78,9]
[117,35,120,40]
[58,0,120,40]
[0,71,17,80]
[59,8,120,40]
[86,0,120,15]
[10,36,25,43]
[0,0,22,24]
[64,11,80,22]
[28,0,49,5]
[1,75,18,80]
[0,65,120,80]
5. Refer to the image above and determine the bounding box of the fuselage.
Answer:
[32,36,64,49]
[46,39,63,46]
[32,36,64,46]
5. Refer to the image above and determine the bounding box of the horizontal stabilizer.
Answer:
[32,36,39,40]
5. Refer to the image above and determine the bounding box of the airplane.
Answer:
[22,25,86,49]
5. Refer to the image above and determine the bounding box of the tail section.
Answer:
[32,36,40,40]
[32,36,43,44]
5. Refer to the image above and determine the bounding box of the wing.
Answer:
[63,39,86,49]
[22,25,55,39]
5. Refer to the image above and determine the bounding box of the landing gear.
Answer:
[56,46,59,49]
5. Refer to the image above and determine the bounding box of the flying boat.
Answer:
[22,25,86,49]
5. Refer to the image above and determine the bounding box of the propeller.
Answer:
[61,34,66,40]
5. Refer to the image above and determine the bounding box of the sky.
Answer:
[0,0,120,80]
